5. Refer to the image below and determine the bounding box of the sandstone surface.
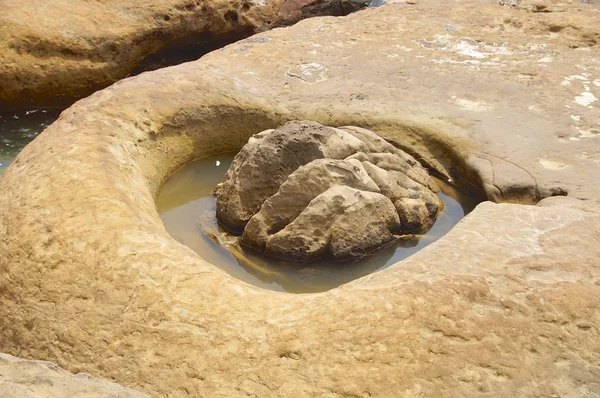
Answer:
[241,157,384,252]
[264,185,401,260]
[0,0,370,109]
[0,353,147,398]
[1,0,600,397]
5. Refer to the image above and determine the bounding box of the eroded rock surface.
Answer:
[0,0,372,109]
[1,0,600,397]
[264,186,401,260]
[0,353,147,398]
[215,120,371,232]
[217,121,443,260]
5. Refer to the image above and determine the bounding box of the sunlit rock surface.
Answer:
[0,0,599,396]
[0,0,372,109]
[217,121,442,261]
[263,185,402,260]
[0,353,147,398]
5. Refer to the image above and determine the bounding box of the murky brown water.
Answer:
[0,108,63,176]
[156,154,483,293]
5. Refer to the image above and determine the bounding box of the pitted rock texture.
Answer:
[216,121,443,260]
[1,1,600,397]
[0,353,147,398]
[0,0,371,109]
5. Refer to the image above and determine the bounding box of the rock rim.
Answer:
[0,0,371,109]
[0,1,600,396]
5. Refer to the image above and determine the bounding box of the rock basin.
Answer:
[0,1,599,396]
[157,153,481,293]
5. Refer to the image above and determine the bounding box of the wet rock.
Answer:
[218,121,442,261]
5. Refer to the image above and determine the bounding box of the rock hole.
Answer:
[279,351,302,360]
[129,27,255,75]
[550,188,568,197]
[224,11,239,23]
[548,24,564,33]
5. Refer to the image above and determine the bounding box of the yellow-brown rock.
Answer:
[0,0,370,109]
[1,1,600,396]
[218,121,443,261]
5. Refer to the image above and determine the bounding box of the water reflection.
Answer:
[157,154,482,293]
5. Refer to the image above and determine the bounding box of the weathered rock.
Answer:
[0,0,372,109]
[368,152,439,192]
[0,1,600,397]
[393,197,438,231]
[328,192,402,259]
[0,353,147,398]
[219,121,442,261]
[362,160,442,221]
[340,125,440,192]
[265,186,401,260]
[241,158,381,251]
[216,120,370,233]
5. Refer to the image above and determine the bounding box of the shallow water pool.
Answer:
[157,154,483,293]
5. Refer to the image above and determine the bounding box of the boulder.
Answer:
[216,120,369,233]
[241,158,381,251]
[218,121,443,261]
[265,186,401,261]
[0,0,372,109]
[361,160,442,230]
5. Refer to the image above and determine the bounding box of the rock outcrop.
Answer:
[0,1,600,397]
[217,120,442,261]
[0,0,372,109]
[0,353,147,398]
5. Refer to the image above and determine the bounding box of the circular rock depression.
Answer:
[158,150,479,293]
[1,2,600,397]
